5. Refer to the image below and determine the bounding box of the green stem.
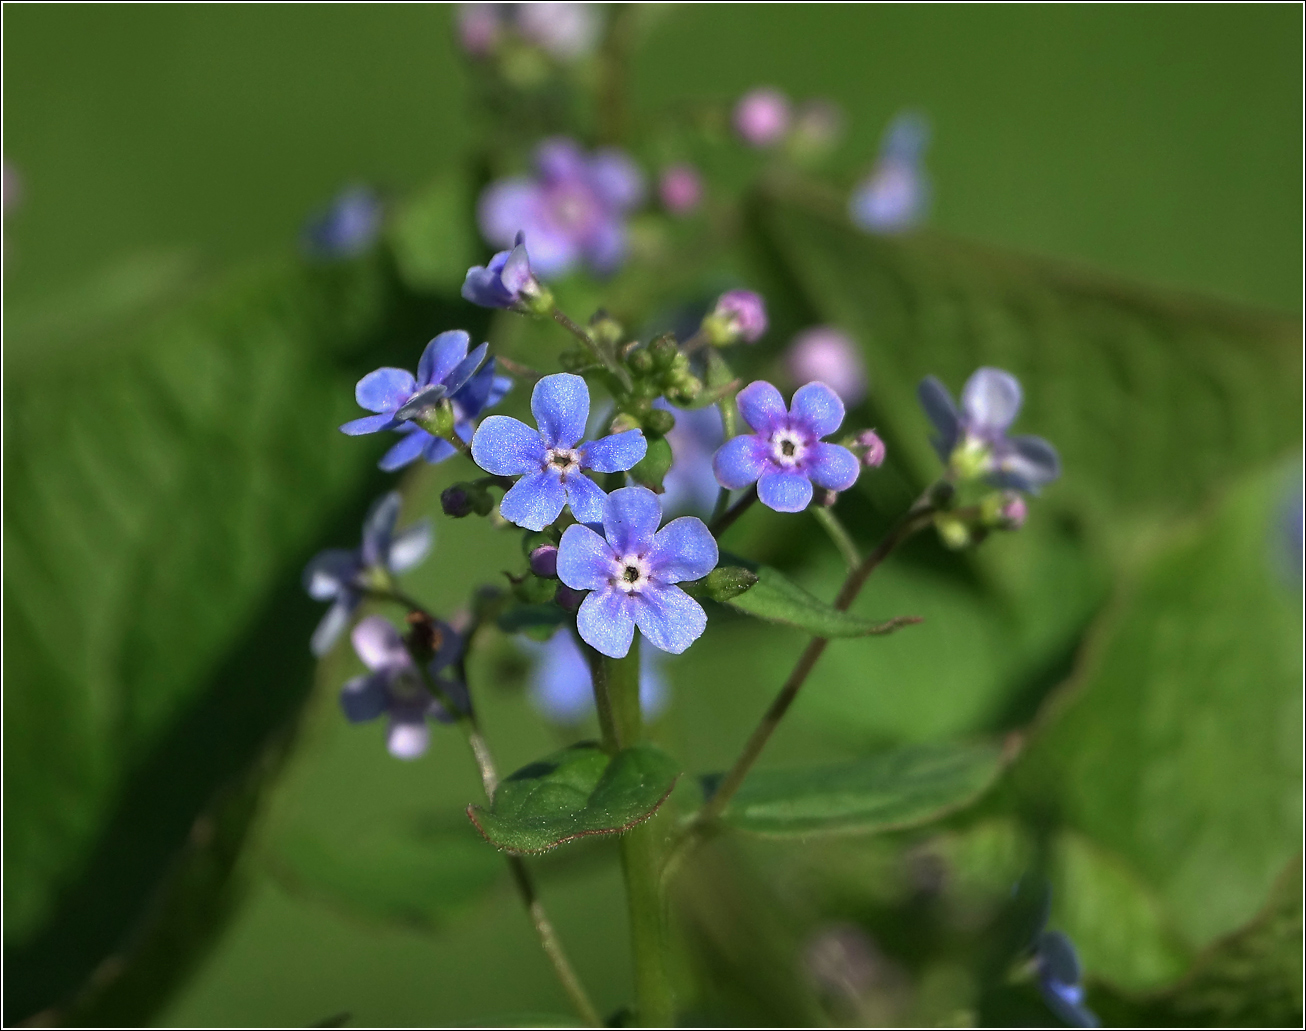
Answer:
[708,488,757,538]
[811,505,861,571]
[551,307,632,390]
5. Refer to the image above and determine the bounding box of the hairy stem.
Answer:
[551,307,632,389]
[585,644,624,754]
[811,505,861,570]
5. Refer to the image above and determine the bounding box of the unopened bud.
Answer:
[644,408,676,436]
[610,411,642,434]
[627,347,654,374]
[702,290,768,346]
[529,544,559,578]
[442,482,494,518]
[999,493,1027,530]
[857,429,887,468]
[649,334,679,367]
[935,513,972,550]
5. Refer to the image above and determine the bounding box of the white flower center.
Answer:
[769,429,808,467]
[611,554,651,594]
[544,447,582,476]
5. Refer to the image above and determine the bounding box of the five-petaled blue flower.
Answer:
[917,367,1060,491]
[339,615,468,760]
[713,380,860,512]
[471,372,648,531]
[556,486,718,658]
[302,492,432,656]
[462,230,549,312]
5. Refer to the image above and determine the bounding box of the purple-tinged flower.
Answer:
[471,373,647,531]
[785,326,867,405]
[462,230,553,313]
[734,87,792,147]
[302,185,383,258]
[701,289,768,346]
[520,626,667,724]
[856,429,887,468]
[339,616,468,759]
[557,486,718,658]
[478,138,645,278]
[660,401,725,518]
[1035,930,1099,1028]
[917,367,1060,492]
[340,329,491,451]
[303,493,432,656]
[456,3,502,56]
[714,381,860,513]
[658,164,703,215]
[850,112,931,234]
[516,2,602,60]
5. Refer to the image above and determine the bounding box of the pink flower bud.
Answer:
[785,326,867,405]
[857,430,886,468]
[658,164,703,215]
[734,88,792,147]
[710,290,768,343]
[456,3,502,56]
[1001,494,1027,529]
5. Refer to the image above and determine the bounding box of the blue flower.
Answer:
[379,359,513,472]
[521,626,668,724]
[302,492,432,656]
[556,486,718,658]
[849,112,930,234]
[659,401,724,519]
[471,373,647,531]
[339,616,468,759]
[462,231,552,313]
[713,380,860,512]
[917,367,1060,492]
[1034,930,1099,1028]
[478,137,645,278]
[302,185,383,258]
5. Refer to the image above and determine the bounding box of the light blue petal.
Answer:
[712,434,769,490]
[648,517,718,584]
[961,367,1022,434]
[557,523,615,590]
[340,413,398,436]
[735,380,787,434]
[453,359,498,419]
[378,427,431,471]
[583,218,627,276]
[386,521,432,573]
[417,330,470,388]
[487,374,514,409]
[501,239,536,295]
[499,468,567,531]
[790,381,846,439]
[339,672,389,723]
[807,442,860,492]
[576,587,636,658]
[311,597,355,657]
[602,486,662,555]
[355,367,416,413]
[351,614,409,670]
[996,435,1061,492]
[564,471,608,523]
[531,373,590,449]
[757,470,814,513]
[442,341,489,396]
[632,583,707,655]
[395,383,451,421]
[303,548,358,600]
[917,376,960,460]
[361,492,402,565]
[471,415,546,476]
[580,429,647,473]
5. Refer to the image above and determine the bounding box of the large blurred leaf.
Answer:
[1013,461,1302,969]
[2,245,472,1022]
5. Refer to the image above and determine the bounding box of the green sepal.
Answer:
[512,573,558,606]
[628,433,674,491]
[681,566,759,603]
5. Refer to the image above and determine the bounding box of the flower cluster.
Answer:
[457,3,601,63]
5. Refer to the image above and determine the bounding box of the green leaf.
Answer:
[628,433,673,492]
[467,742,680,855]
[387,171,478,294]
[496,602,569,639]
[721,554,922,638]
[708,740,1008,836]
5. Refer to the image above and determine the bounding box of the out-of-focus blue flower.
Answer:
[471,372,647,530]
[1034,930,1099,1028]
[917,367,1060,492]
[657,401,724,519]
[478,138,645,278]
[339,615,468,759]
[521,625,668,724]
[734,87,792,147]
[380,360,512,471]
[303,493,433,656]
[462,231,552,313]
[557,486,718,658]
[850,112,930,234]
[714,381,860,512]
[302,185,384,258]
[785,326,868,406]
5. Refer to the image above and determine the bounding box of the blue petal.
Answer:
[356,367,416,413]
[807,442,860,491]
[351,614,409,670]
[557,523,617,590]
[790,381,846,439]
[417,330,471,389]
[583,217,628,276]
[917,376,960,460]
[532,373,590,449]
[589,148,646,210]
[361,492,402,566]
[499,468,567,531]
[442,341,489,396]
[340,672,388,723]
[341,413,398,436]
[735,380,788,434]
[471,415,546,475]
[461,260,514,309]
[453,359,498,419]
[961,367,1023,434]
[581,428,647,473]
[387,521,432,573]
[1036,931,1083,986]
[311,597,355,656]
[478,178,542,249]
[632,583,707,655]
[501,240,536,295]
[576,587,636,658]
[378,427,431,471]
[564,471,608,523]
[602,486,663,555]
[303,548,359,600]
[757,470,814,512]
[420,434,459,465]
[995,435,1061,492]
[395,383,451,421]
[712,434,769,490]
[526,628,595,724]
[648,517,718,583]
[487,374,514,409]
[536,137,589,183]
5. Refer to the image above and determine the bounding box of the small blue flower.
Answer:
[471,373,648,531]
[303,492,432,656]
[556,486,718,658]
[302,185,383,258]
[1034,930,1099,1028]
[849,112,930,234]
[917,367,1060,492]
[521,626,667,724]
[462,231,551,313]
[379,359,512,472]
[339,615,468,759]
[713,380,861,512]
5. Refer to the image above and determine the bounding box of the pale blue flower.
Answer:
[302,185,383,258]
[521,626,667,724]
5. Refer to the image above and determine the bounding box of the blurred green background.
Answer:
[3,4,1300,1027]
